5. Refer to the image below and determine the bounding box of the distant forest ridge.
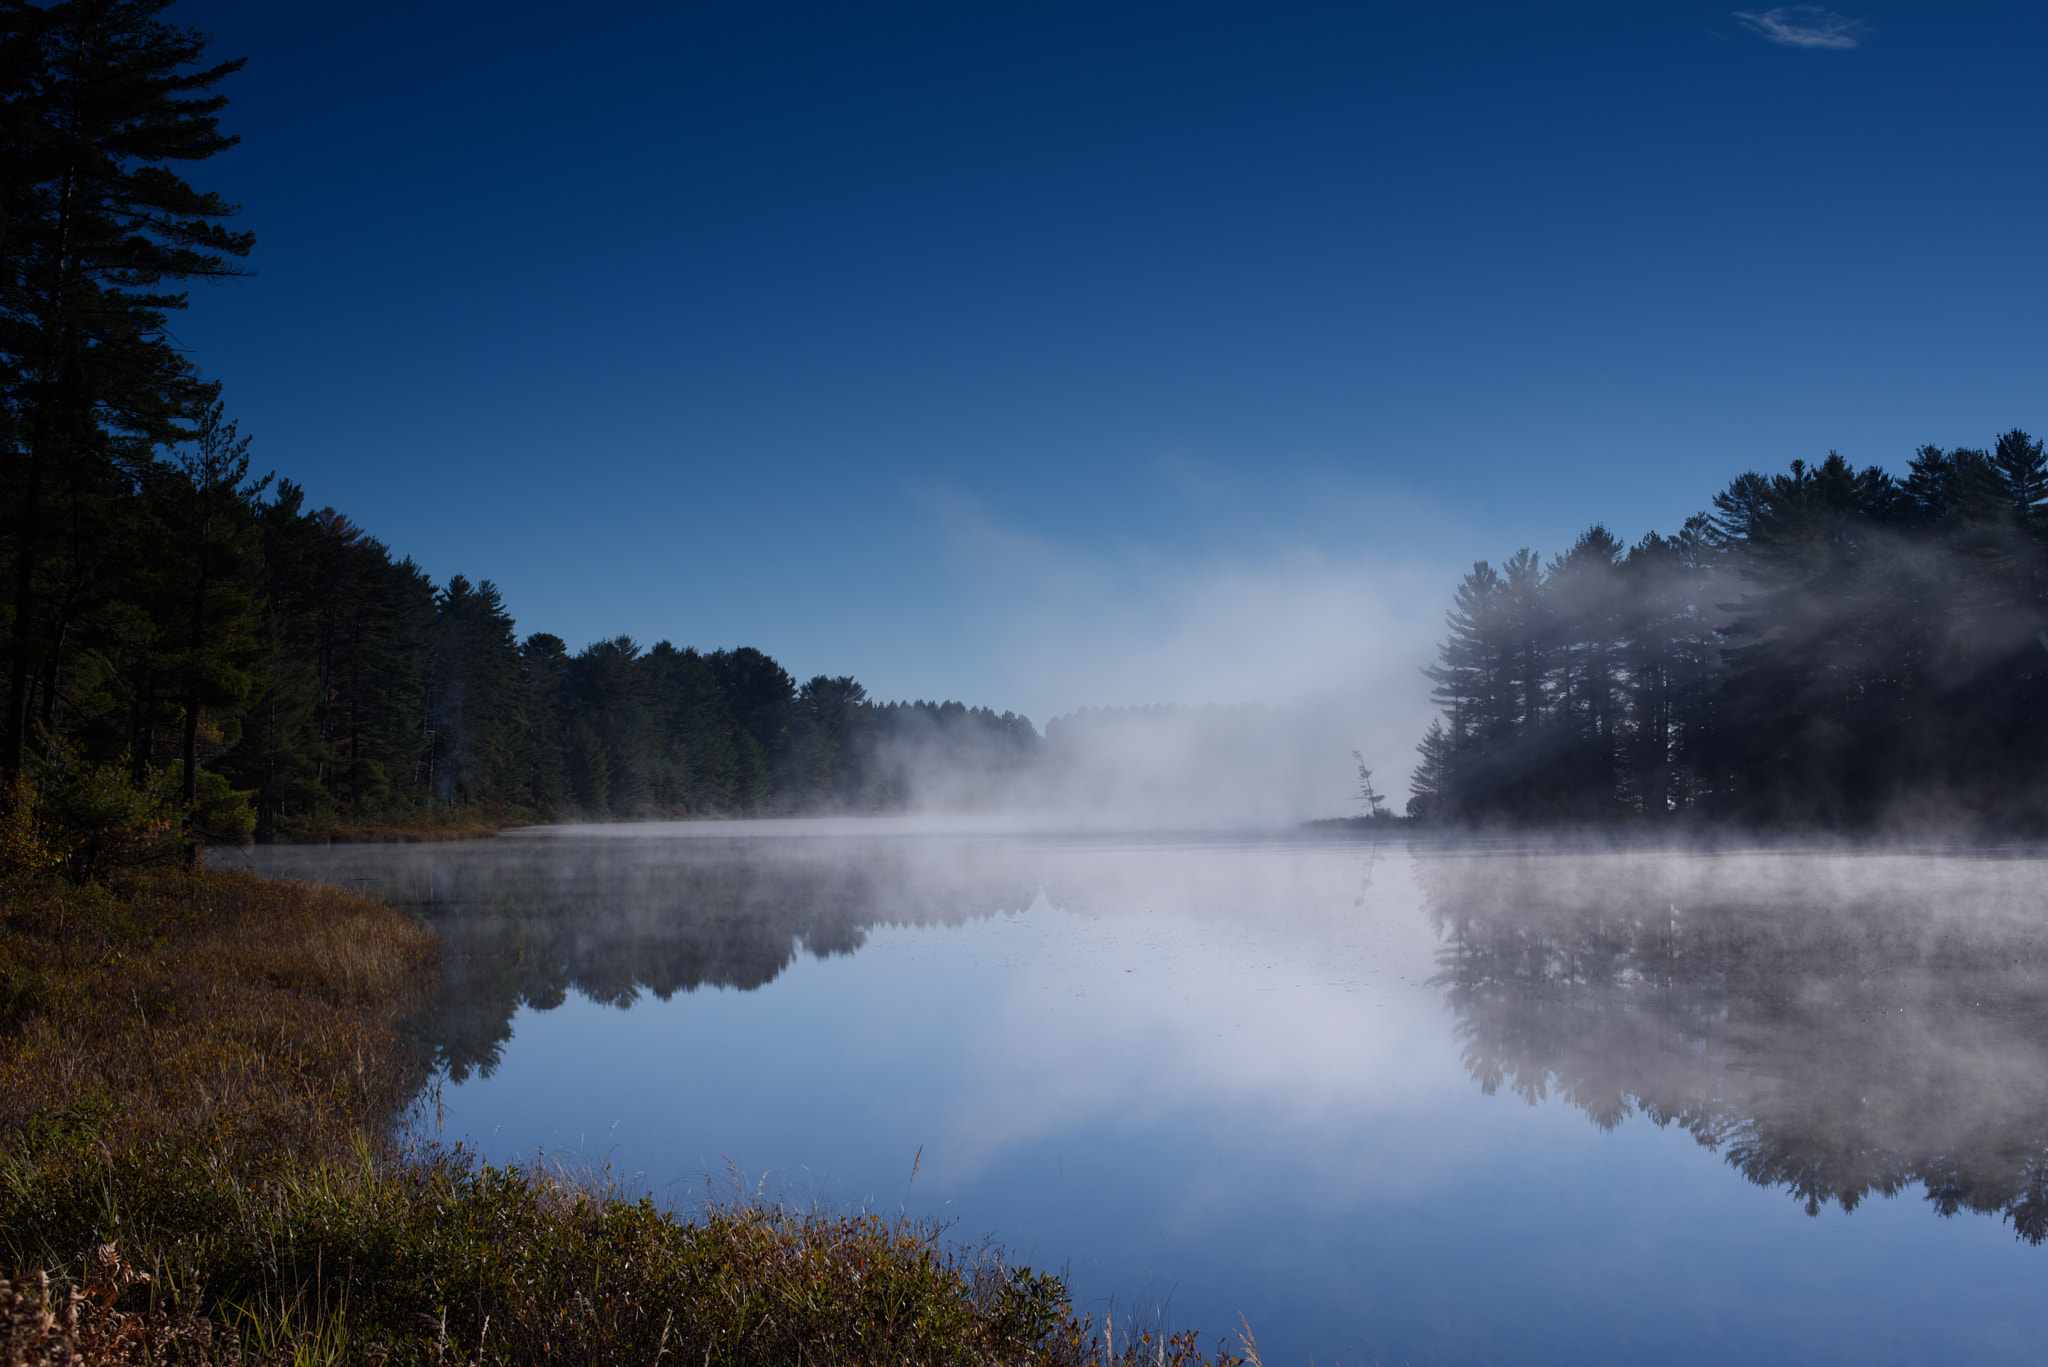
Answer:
[243,492,1049,830]
[135,478,1046,832]
[1411,432,2048,829]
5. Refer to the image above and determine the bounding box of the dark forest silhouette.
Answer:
[6,449,1041,837]
[1411,438,2048,829]
[0,2,1036,851]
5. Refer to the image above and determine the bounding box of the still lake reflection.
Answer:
[245,826,2048,1365]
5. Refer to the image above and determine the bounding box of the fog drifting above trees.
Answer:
[1409,434,2048,831]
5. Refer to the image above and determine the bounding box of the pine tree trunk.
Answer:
[182,570,205,868]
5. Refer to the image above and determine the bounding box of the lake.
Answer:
[242,824,2048,1365]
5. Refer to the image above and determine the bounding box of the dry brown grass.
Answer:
[271,805,532,846]
[1,1243,226,1367]
[281,820,513,845]
[0,866,436,1169]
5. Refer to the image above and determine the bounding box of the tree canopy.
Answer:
[1414,437,2048,829]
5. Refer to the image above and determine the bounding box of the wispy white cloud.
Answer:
[1735,6,1864,49]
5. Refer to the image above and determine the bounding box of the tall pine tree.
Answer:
[0,0,252,775]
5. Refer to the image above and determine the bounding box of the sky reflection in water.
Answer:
[247,827,2048,1366]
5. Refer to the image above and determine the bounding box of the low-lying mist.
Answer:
[854,506,1454,828]
[249,829,2048,1245]
[870,694,1418,829]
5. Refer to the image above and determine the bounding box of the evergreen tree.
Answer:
[1543,526,1627,817]
[222,479,325,834]
[1407,718,1451,821]
[1992,430,2048,530]
[1415,433,2048,830]
[0,0,252,775]
[563,636,653,815]
[516,632,570,814]
[792,674,867,808]
[429,576,533,808]
[308,516,434,815]
[144,402,265,856]
[708,646,790,811]
[638,640,741,813]
[1616,520,1720,815]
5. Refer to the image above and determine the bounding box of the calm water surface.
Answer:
[245,825,2048,1365]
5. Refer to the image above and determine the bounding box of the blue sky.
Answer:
[175,1,2048,725]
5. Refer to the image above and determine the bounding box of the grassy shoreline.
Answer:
[273,818,518,844]
[0,865,1249,1366]
[264,807,532,844]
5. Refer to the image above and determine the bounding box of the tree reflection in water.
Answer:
[1418,844,2048,1240]
[255,836,1042,1082]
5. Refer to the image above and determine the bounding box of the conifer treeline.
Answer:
[1412,434,2048,828]
[18,458,1040,837]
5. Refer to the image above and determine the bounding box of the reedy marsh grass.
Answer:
[0,865,1251,1366]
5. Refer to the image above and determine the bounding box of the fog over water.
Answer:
[1006,697,1412,828]
[247,827,2048,1365]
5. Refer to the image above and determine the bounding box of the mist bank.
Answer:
[1410,433,2048,833]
